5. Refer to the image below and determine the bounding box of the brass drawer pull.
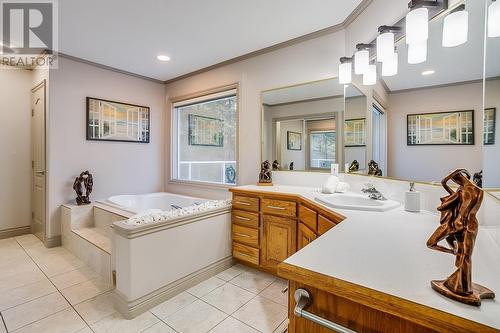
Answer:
[294,289,356,333]
[236,201,251,206]
[267,205,286,210]
[233,232,251,238]
[236,216,251,221]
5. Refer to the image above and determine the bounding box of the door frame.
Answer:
[31,79,47,242]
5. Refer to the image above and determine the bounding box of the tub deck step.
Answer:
[73,227,111,254]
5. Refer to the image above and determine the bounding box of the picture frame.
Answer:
[484,108,496,145]
[188,114,224,147]
[344,118,366,147]
[287,131,302,150]
[86,97,150,143]
[407,110,475,146]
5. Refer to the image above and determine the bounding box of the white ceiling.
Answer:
[262,78,363,105]
[383,0,490,91]
[58,0,363,81]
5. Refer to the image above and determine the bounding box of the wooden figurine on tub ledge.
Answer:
[426,169,495,306]
[73,170,93,205]
[258,160,273,186]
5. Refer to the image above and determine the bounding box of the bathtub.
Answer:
[109,192,233,319]
[103,192,207,215]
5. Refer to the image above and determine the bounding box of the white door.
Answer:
[31,80,46,241]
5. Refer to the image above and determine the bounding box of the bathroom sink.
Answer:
[315,193,400,212]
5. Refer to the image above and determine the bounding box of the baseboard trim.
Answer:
[0,226,31,240]
[113,256,234,319]
[44,235,61,248]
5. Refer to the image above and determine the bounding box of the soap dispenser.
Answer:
[405,182,421,213]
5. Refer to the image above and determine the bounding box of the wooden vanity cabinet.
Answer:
[261,215,297,270]
[229,189,344,274]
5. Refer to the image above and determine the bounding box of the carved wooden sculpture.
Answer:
[368,160,382,176]
[426,169,495,306]
[258,160,273,186]
[73,171,93,205]
[348,160,360,173]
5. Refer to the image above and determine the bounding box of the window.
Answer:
[309,131,336,169]
[484,108,496,145]
[171,89,237,185]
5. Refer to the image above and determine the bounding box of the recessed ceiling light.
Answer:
[421,70,435,76]
[157,54,170,62]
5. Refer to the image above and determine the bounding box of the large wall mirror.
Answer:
[261,0,497,188]
[262,78,346,172]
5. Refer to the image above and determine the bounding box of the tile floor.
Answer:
[0,235,289,333]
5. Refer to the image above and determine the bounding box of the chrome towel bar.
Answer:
[294,289,357,333]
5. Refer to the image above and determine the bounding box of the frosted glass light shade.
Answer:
[406,7,429,44]
[339,62,352,84]
[355,50,370,75]
[377,32,395,62]
[443,10,469,47]
[363,65,377,86]
[382,53,398,77]
[488,0,500,38]
[408,40,427,64]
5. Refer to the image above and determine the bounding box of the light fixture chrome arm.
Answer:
[294,289,357,333]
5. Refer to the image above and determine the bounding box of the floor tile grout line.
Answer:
[14,237,98,333]
[0,313,8,333]
[148,311,180,333]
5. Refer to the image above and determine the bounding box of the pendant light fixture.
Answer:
[442,5,469,47]
[376,26,401,62]
[489,0,500,38]
[363,64,377,86]
[406,5,428,64]
[339,57,352,84]
[382,52,398,77]
[354,43,373,75]
[408,40,427,64]
[406,7,429,44]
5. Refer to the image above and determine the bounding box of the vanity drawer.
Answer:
[232,224,259,247]
[233,195,259,212]
[232,210,259,228]
[233,242,259,265]
[299,205,317,232]
[262,198,296,217]
[318,215,337,235]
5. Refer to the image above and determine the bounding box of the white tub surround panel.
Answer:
[112,206,232,319]
[232,184,500,330]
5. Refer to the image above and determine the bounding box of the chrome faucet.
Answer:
[362,183,387,201]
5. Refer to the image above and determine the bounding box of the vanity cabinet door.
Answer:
[297,222,317,251]
[262,215,297,270]
[317,215,336,235]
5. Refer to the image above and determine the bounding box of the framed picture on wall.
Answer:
[287,131,302,150]
[344,118,366,147]
[188,114,224,147]
[484,108,496,145]
[86,97,150,143]
[407,110,474,146]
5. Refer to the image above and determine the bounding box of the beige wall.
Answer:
[0,67,33,233]
[387,81,484,182]
[165,31,347,199]
[47,57,166,239]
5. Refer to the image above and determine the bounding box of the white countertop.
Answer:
[234,185,500,330]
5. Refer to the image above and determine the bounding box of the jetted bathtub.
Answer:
[106,192,233,319]
[104,192,207,215]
